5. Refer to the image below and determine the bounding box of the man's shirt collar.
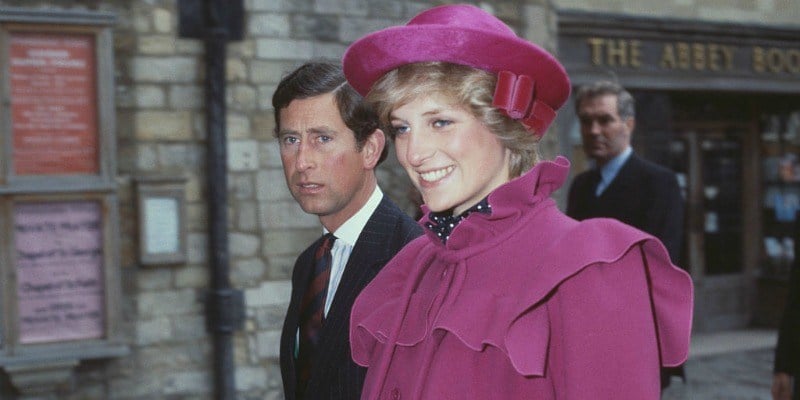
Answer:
[325,186,383,246]
[599,146,633,184]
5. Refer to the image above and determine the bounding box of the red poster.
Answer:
[9,32,99,175]
[14,200,105,343]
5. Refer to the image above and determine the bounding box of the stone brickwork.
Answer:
[0,0,796,399]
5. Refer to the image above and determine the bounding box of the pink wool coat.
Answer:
[350,157,693,399]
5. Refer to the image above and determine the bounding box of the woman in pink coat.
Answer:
[341,4,694,399]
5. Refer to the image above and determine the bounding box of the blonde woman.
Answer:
[342,4,693,399]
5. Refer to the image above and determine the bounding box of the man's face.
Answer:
[277,93,381,231]
[577,94,634,166]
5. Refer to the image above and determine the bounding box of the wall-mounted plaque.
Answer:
[9,32,99,175]
[136,177,187,266]
[14,200,105,343]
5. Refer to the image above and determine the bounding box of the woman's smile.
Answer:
[390,94,511,215]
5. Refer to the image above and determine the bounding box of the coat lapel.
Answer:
[307,197,406,384]
[280,236,326,399]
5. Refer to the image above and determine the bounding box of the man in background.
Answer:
[273,61,422,400]
[566,80,686,388]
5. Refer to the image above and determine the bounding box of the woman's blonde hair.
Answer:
[366,62,540,178]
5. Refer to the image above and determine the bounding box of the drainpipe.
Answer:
[179,0,245,399]
[203,1,245,399]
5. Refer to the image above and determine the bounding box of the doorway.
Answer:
[670,122,756,331]
[635,91,764,332]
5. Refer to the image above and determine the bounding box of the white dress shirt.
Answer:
[322,186,383,315]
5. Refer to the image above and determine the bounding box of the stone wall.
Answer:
[0,0,552,398]
[1,0,794,398]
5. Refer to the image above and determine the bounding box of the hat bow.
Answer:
[492,70,557,138]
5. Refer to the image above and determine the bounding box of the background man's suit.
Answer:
[567,153,684,263]
[280,197,422,400]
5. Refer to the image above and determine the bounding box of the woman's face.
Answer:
[390,94,511,215]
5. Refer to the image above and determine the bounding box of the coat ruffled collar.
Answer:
[418,156,570,255]
[351,156,692,379]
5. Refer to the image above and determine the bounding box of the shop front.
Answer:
[557,11,800,332]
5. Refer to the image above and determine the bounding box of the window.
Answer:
[760,109,800,278]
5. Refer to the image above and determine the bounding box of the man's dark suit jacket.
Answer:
[566,153,685,264]
[774,210,800,399]
[280,196,422,400]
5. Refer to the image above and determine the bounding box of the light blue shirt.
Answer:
[596,147,632,196]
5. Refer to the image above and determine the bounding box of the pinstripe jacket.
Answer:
[280,195,422,400]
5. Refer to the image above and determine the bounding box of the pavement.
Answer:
[662,329,779,400]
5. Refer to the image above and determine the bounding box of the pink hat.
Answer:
[342,4,570,137]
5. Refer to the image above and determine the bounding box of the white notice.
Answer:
[144,197,179,254]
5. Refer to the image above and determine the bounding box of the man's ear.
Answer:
[625,117,635,133]
[362,128,386,169]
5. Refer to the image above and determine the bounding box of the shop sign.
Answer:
[557,11,800,89]
[579,37,800,75]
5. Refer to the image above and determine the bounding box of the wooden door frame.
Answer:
[672,122,760,331]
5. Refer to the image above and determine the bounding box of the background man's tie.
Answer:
[296,233,336,397]
[590,168,604,196]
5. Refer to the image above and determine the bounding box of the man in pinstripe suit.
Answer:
[273,61,422,400]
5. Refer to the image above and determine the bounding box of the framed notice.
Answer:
[13,200,105,343]
[136,177,187,266]
[9,32,99,176]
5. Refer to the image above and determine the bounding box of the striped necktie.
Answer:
[296,233,336,397]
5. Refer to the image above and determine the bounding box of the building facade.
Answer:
[0,0,796,398]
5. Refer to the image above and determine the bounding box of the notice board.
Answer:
[9,32,99,175]
[0,8,126,395]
